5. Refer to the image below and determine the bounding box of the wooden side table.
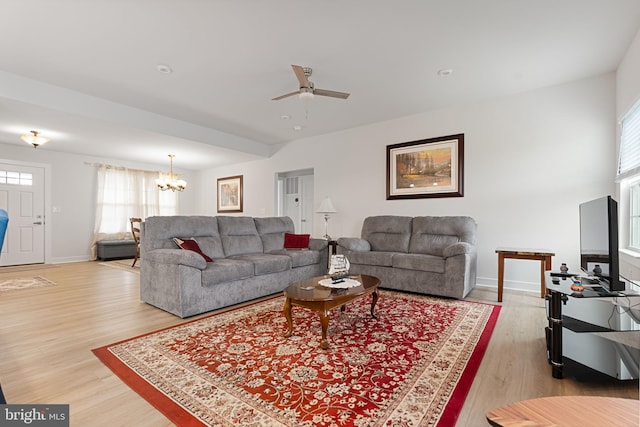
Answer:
[496,247,554,302]
[328,239,338,256]
[486,396,639,426]
[327,239,338,269]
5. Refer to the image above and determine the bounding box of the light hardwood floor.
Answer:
[0,262,637,426]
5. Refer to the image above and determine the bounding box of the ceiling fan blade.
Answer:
[292,65,310,88]
[314,88,350,99]
[272,90,300,101]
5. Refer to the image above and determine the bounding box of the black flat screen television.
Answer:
[579,195,624,292]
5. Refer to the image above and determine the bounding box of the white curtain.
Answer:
[91,165,177,257]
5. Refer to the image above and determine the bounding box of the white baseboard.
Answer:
[475,277,542,295]
[49,255,93,264]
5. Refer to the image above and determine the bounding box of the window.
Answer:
[0,170,33,186]
[618,100,640,250]
[629,179,640,251]
[618,101,640,178]
[92,165,178,245]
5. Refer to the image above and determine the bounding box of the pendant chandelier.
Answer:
[156,154,187,192]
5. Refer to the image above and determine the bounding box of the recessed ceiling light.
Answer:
[293,125,303,131]
[157,64,173,74]
[437,68,453,76]
[280,115,291,120]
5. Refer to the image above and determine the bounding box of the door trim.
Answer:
[0,158,52,264]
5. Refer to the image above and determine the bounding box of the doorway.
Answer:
[276,169,314,234]
[0,162,46,266]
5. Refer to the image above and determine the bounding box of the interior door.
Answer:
[299,175,314,234]
[283,177,301,228]
[0,163,45,266]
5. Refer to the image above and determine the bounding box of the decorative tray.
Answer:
[318,278,361,289]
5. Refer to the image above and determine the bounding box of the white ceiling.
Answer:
[1,0,640,170]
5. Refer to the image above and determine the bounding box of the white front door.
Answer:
[0,163,46,266]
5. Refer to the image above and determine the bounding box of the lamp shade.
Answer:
[317,197,337,213]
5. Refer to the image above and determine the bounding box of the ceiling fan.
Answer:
[272,65,350,101]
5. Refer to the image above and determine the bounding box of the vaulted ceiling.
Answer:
[1,1,640,169]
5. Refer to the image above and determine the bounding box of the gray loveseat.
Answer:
[337,215,477,298]
[140,216,328,317]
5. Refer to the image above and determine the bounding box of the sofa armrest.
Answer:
[443,242,476,258]
[144,248,208,270]
[308,238,329,251]
[337,237,371,252]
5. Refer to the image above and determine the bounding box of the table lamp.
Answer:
[317,197,337,240]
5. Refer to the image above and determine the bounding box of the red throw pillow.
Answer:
[284,233,310,249]
[173,238,213,262]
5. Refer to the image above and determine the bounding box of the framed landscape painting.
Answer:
[387,134,464,199]
[217,175,243,213]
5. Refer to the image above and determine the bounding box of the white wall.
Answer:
[0,143,197,263]
[197,74,617,292]
[617,28,640,118]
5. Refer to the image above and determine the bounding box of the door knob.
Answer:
[33,221,43,225]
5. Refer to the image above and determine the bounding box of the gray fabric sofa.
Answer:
[140,215,328,318]
[337,215,477,298]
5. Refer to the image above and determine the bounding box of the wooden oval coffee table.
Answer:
[283,274,381,349]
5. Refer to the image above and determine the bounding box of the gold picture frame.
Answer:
[387,134,464,199]
[217,175,243,213]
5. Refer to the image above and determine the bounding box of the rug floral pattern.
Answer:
[103,291,498,426]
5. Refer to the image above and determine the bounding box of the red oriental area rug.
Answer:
[93,291,500,426]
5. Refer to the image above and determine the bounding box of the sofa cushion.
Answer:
[228,253,292,275]
[270,249,320,268]
[143,216,219,252]
[194,236,225,259]
[337,237,371,252]
[284,233,310,249]
[254,217,295,252]
[409,216,477,257]
[361,216,412,253]
[173,238,213,262]
[346,251,395,267]
[218,216,264,256]
[201,258,255,286]
[392,253,445,273]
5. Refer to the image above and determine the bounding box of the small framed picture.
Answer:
[387,134,464,199]
[217,175,243,213]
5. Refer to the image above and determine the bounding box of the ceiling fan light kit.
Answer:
[272,65,350,107]
[299,87,314,103]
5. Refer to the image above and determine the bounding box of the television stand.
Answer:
[544,271,640,379]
